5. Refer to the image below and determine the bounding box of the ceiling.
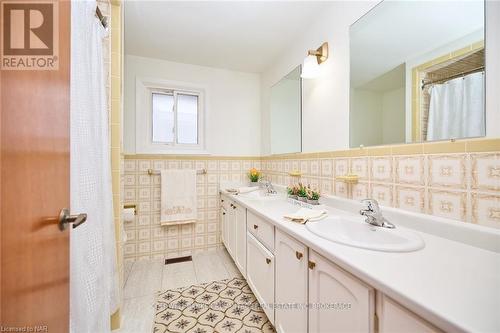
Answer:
[350,0,484,87]
[124,1,331,73]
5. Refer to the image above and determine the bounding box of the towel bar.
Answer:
[147,168,207,176]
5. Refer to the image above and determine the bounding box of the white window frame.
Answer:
[136,77,207,154]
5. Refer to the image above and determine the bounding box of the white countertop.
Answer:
[221,191,500,333]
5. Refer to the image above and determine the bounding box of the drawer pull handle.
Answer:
[230,204,234,207]
[221,199,224,203]
[253,224,258,230]
[295,251,303,260]
[308,260,316,270]
[266,258,271,264]
[233,205,236,209]
[222,212,226,215]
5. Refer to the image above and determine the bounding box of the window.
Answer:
[136,77,205,154]
[152,90,200,145]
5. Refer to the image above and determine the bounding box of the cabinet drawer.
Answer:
[247,232,275,324]
[247,210,274,252]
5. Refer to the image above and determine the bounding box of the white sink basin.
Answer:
[306,215,424,252]
[238,190,281,201]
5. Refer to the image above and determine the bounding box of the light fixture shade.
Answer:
[301,55,320,79]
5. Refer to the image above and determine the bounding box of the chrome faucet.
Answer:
[359,199,395,228]
[260,179,277,194]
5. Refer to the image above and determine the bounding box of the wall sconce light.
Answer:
[301,42,329,79]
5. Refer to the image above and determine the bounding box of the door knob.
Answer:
[266,258,271,264]
[295,251,303,260]
[59,208,87,231]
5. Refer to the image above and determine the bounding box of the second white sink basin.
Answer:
[306,215,424,252]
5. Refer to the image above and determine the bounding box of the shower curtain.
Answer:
[427,72,485,141]
[70,2,119,332]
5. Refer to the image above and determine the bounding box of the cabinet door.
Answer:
[247,232,275,324]
[275,230,308,333]
[376,292,443,333]
[309,250,374,333]
[226,201,236,257]
[234,204,247,277]
[221,207,227,246]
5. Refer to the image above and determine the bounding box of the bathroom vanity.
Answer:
[219,190,500,333]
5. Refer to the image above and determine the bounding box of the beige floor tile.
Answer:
[193,250,230,283]
[161,261,198,290]
[123,260,163,299]
[118,294,156,333]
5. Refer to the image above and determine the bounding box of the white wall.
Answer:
[261,0,500,154]
[382,87,405,144]
[350,89,382,147]
[270,78,301,154]
[124,55,261,156]
[350,87,405,147]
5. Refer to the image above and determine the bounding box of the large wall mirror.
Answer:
[270,65,302,154]
[350,1,485,148]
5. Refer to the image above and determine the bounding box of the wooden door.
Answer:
[308,250,375,333]
[275,230,308,333]
[1,1,71,331]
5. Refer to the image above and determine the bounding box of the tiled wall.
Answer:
[122,141,500,263]
[122,157,260,262]
[261,147,500,230]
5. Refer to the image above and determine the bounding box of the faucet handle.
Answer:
[360,198,380,212]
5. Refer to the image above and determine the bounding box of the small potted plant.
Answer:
[297,183,307,202]
[287,184,298,200]
[247,168,261,186]
[307,188,321,205]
